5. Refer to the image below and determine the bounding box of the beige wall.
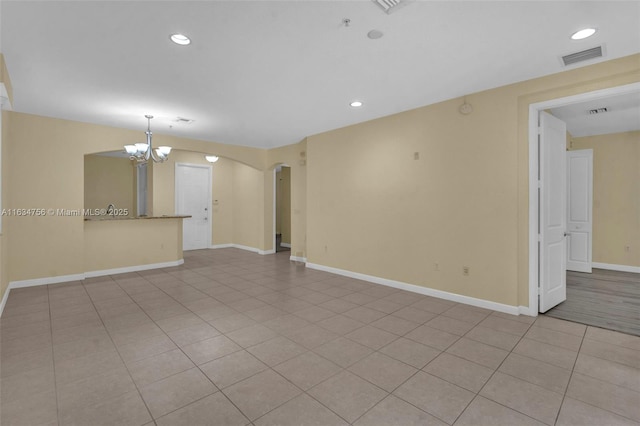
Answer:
[233,161,264,249]
[150,149,270,251]
[84,219,182,272]
[2,112,268,292]
[1,54,639,310]
[571,131,640,267]
[308,54,640,308]
[84,155,135,214]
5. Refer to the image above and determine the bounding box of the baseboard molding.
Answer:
[85,259,184,278]
[518,305,538,317]
[9,273,86,289]
[210,244,233,250]
[280,243,291,248]
[592,262,640,274]
[290,256,307,263]
[306,262,521,316]
[1,260,184,317]
[211,244,274,256]
[0,287,11,318]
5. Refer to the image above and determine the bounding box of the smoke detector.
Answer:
[372,0,415,14]
[175,117,194,124]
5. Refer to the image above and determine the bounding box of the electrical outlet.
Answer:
[414,152,420,160]
[434,263,439,271]
[625,246,631,252]
[463,266,470,276]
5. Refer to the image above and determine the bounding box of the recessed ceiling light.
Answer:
[571,28,597,40]
[170,34,191,45]
[350,101,363,107]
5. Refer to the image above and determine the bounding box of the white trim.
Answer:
[9,273,85,289]
[0,82,12,111]
[210,243,233,249]
[215,244,274,256]
[232,244,260,254]
[84,259,184,278]
[273,168,277,254]
[175,162,212,250]
[528,82,640,316]
[0,260,184,317]
[306,262,520,316]
[592,262,640,274]
[290,256,307,263]
[0,287,9,317]
[280,242,291,248]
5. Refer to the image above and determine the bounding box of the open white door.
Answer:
[176,163,212,251]
[539,112,567,312]
[567,149,593,273]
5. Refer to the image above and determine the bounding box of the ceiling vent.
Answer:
[589,107,608,115]
[562,46,603,66]
[372,0,414,14]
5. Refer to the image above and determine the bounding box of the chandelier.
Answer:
[124,115,172,163]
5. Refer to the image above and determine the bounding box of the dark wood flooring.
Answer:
[545,268,640,336]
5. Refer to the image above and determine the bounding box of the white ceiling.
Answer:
[550,91,640,138]
[1,1,639,148]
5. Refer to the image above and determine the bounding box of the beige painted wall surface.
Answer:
[84,155,134,214]
[233,162,264,249]
[309,54,640,308]
[211,158,235,246]
[84,219,182,272]
[3,112,267,286]
[308,93,519,305]
[571,131,640,267]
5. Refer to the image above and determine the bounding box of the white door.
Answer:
[567,149,593,273]
[539,112,567,312]
[176,163,212,250]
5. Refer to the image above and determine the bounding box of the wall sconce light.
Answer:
[205,155,219,163]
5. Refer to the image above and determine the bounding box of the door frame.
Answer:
[527,81,640,316]
[175,162,213,250]
[273,164,291,254]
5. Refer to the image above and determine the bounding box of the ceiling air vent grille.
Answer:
[562,46,603,66]
[372,0,414,14]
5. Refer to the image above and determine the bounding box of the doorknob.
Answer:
[564,232,569,237]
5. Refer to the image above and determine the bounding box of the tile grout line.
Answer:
[449,313,542,426]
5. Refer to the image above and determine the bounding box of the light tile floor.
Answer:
[1,248,639,425]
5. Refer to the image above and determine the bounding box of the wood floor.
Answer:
[545,268,640,336]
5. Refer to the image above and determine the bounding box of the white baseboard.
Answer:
[85,259,184,278]
[210,244,233,249]
[1,260,184,317]
[290,256,307,263]
[9,273,86,289]
[518,305,538,317]
[211,244,274,256]
[592,262,640,274]
[0,287,11,318]
[280,243,291,248]
[306,262,521,316]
